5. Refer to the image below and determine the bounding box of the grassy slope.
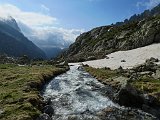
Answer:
[85,67,122,88]
[0,64,68,120]
[131,76,160,98]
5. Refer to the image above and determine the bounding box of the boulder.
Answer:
[146,57,159,63]
[116,66,124,73]
[77,66,83,70]
[43,105,54,116]
[36,113,51,120]
[153,70,160,79]
[115,83,144,108]
[105,56,109,59]
[133,60,158,72]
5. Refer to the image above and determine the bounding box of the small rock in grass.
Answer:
[104,67,111,70]
[0,109,4,117]
[116,66,124,73]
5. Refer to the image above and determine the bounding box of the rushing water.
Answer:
[43,65,119,119]
[43,65,156,120]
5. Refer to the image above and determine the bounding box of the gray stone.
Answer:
[116,66,124,73]
[105,56,109,59]
[37,113,51,120]
[43,105,54,116]
[116,83,144,108]
[153,70,160,79]
[0,109,4,117]
[138,71,153,76]
[146,57,159,63]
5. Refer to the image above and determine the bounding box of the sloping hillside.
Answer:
[62,5,160,62]
[2,16,21,32]
[0,17,46,59]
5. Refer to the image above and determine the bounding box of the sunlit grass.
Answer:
[84,66,121,88]
[131,76,160,95]
[0,64,67,120]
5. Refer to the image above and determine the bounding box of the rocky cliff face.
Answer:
[62,15,160,62]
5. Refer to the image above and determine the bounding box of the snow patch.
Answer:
[83,43,160,70]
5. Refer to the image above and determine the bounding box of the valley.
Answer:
[1,1,160,120]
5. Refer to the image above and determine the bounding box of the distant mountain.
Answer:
[27,34,70,59]
[41,47,63,59]
[0,17,46,59]
[18,22,73,59]
[2,16,21,32]
[62,4,160,62]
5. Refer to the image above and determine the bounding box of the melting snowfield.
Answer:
[83,43,160,69]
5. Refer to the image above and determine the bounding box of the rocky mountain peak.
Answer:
[0,16,21,32]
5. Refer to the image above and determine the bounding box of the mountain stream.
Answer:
[43,65,156,120]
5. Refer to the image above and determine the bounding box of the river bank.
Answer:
[0,64,69,120]
[84,58,160,119]
[42,64,157,120]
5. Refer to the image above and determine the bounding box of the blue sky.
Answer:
[0,0,160,44]
[0,0,160,30]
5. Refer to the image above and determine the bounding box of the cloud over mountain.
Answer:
[0,3,84,58]
[0,4,57,27]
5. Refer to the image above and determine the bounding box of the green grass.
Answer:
[85,67,119,79]
[85,66,160,93]
[84,66,121,87]
[85,66,160,102]
[131,76,160,94]
[131,76,160,103]
[0,64,68,120]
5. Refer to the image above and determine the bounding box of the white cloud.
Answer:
[22,26,84,48]
[0,3,84,48]
[41,4,50,12]
[32,27,84,42]
[137,0,160,9]
[0,4,57,27]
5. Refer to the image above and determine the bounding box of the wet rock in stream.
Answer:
[37,113,52,120]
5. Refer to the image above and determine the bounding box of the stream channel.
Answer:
[43,65,156,120]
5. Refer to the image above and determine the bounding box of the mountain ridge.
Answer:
[0,17,47,59]
[61,4,160,62]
